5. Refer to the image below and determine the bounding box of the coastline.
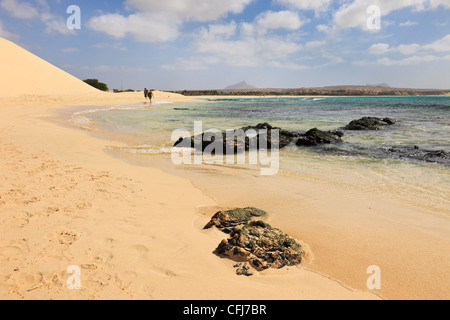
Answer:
[0,91,382,300]
[69,93,450,300]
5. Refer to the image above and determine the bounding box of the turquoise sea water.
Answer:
[71,96,450,215]
[76,97,448,145]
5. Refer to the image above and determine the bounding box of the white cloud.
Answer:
[0,0,73,35]
[399,21,418,27]
[425,34,450,52]
[89,0,253,42]
[41,12,74,35]
[125,0,252,22]
[199,21,238,40]
[396,44,422,55]
[368,43,390,55]
[88,13,180,42]
[369,34,450,56]
[305,40,326,49]
[316,24,329,33]
[162,7,341,72]
[255,10,305,35]
[369,43,421,55]
[376,55,444,66]
[269,60,309,70]
[275,0,332,13]
[191,19,304,68]
[334,0,450,30]
[0,0,39,19]
[0,19,19,40]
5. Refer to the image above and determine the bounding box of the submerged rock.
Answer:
[296,128,344,146]
[386,146,450,165]
[345,117,396,130]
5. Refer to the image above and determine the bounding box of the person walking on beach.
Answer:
[144,88,149,99]
[148,90,153,104]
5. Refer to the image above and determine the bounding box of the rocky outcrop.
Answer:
[215,221,303,271]
[296,128,344,146]
[204,207,303,275]
[345,117,396,130]
[174,123,301,153]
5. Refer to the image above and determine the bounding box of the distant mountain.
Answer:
[225,81,257,90]
[366,83,391,88]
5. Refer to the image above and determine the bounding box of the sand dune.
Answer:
[0,38,100,97]
[0,38,191,108]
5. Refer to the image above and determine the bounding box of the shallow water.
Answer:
[72,96,450,216]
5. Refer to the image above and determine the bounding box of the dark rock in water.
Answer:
[204,207,303,273]
[203,207,267,233]
[215,220,303,271]
[296,128,344,147]
[345,117,397,130]
[174,123,301,153]
[386,146,450,165]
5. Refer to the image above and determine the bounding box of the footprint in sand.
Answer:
[99,238,116,250]
[0,246,23,261]
[132,245,149,259]
[56,232,79,246]
[0,241,29,262]
[93,251,114,264]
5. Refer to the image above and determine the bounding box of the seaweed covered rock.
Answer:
[203,207,267,233]
[296,128,344,146]
[215,221,303,271]
[345,117,396,130]
[204,207,303,275]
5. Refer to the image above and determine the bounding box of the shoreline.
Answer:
[54,94,449,299]
[0,91,381,300]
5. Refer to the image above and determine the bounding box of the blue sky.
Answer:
[1,0,450,90]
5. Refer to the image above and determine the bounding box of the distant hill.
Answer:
[174,85,450,97]
[225,81,257,90]
[366,83,391,88]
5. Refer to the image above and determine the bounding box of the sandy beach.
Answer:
[0,38,385,300]
[1,38,449,300]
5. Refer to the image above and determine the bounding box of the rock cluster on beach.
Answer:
[174,123,344,152]
[204,207,303,276]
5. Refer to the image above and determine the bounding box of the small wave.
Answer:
[68,116,93,130]
[69,102,174,130]
[106,145,174,155]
